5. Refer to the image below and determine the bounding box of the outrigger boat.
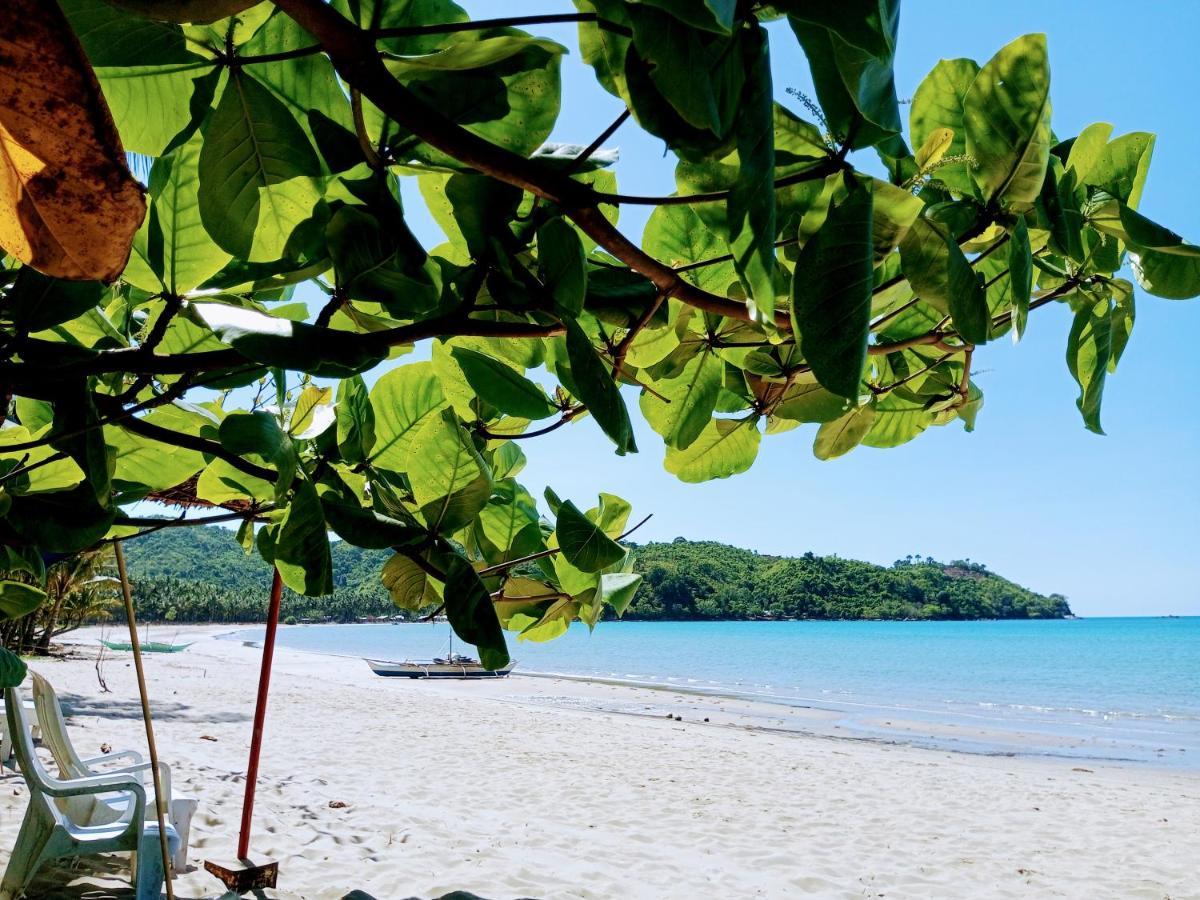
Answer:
[365,634,514,679]
[101,640,192,653]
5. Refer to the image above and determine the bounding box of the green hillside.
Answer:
[120,527,1070,623]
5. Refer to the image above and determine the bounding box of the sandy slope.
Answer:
[0,625,1196,900]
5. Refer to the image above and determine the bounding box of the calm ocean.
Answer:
[227,617,1200,767]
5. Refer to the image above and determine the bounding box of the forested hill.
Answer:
[119,527,1071,623]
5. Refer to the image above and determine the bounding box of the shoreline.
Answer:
[2,625,1196,899]
[216,622,1199,771]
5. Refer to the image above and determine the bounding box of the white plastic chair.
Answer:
[0,696,39,767]
[1,684,179,900]
[30,672,196,872]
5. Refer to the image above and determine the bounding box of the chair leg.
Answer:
[133,825,180,900]
[0,812,54,900]
[168,797,198,873]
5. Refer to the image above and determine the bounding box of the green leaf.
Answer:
[406,410,491,532]
[813,400,876,459]
[218,409,286,460]
[563,319,636,455]
[1131,249,1200,300]
[107,424,206,492]
[197,69,322,261]
[441,554,509,670]
[771,374,852,423]
[909,58,979,195]
[0,485,115,553]
[1009,216,1033,340]
[726,26,776,325]
[196,458,274,505]
[1083,132,1154,208]
[555,500,625,573]
[380,552,439,612]
[599,572,642,616]
[239,12,359,164]
[0,581,45,620]
[2,269,105,333]
[325,206,440,316]
[537,218,587,315]
[150,132,232,293]
[623,6,744,138]
[335,375,375,465]
[963,34,1052,208]
[450,347,557,420]
[381,36,564,168]
[899,217,989,345]
[194,303,385,378]
[635,0,735,33]
[321,498,425,550]
[1066,298,1112,435]
[639,348,722,450]
[477,480,540,558]
[271,479,333,596]
[62,0,219,156]
[368,363,446,471]
[861,394,932,449]
[787,2,901,149]
[664,416,760,483]
[0,646,27,689]
[791,177,874,399]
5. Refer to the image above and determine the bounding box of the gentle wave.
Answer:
[225,618,1200,767]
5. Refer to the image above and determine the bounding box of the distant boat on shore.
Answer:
[365,655,514,679]
[101,639,192,653]
[366,632,513,678]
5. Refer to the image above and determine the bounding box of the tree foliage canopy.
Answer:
[1,0,1196,671]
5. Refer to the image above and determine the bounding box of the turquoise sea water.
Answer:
[228,617,1200,767]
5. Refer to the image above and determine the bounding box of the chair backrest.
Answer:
[30,672,87,780]
[3,685,65,826]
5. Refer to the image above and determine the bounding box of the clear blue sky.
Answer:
[303,2,1200,616]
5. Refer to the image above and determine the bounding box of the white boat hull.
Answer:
[365,658,514,679]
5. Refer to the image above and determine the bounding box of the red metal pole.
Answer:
[237,568,284,860]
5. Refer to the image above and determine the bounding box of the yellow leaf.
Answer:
[0,0,146,281]
[915,127,955,170]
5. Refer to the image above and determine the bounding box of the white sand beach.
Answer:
[1,625,1197,900]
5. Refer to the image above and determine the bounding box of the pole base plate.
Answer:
[204,857,279,894]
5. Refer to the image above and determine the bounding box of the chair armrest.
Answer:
[80,749,144,767]
[40,771,148,802]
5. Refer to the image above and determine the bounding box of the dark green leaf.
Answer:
[563,318,636,455]
[791,177,875,399]
[335,375,375,465]
[726,26,776,325]
[787,1,901,149]
[899,217,989,345]
[1066,298,1112,434]
[272,479,333,595]
[537,218,587,315]
[1009,217,1033,340]
[2,269,104,332]
[555,500,625,573]
[441,553,509,670]
[194,303,385,377]
[451,347,557,420]
[321,498,425,550]
[0,646,26,689]
[0,581,45,621]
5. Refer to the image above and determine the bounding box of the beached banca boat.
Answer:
[365,653,514,679]
[101,640,192,653]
